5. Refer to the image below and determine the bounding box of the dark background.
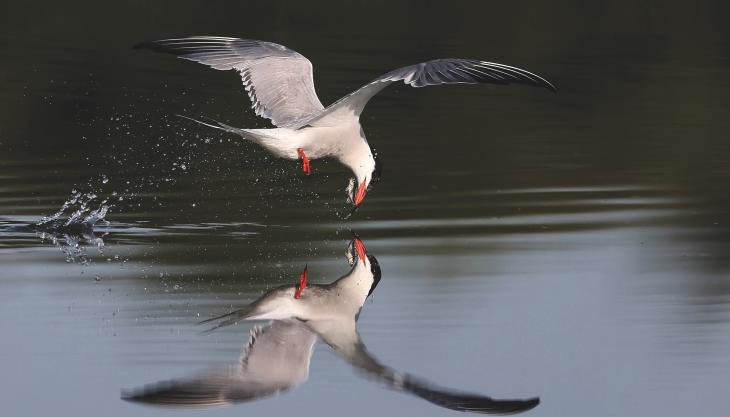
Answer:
[1,2,730,417]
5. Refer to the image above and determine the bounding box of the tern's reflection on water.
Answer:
[123,237,539,414]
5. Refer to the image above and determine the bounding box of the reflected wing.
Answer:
[398,377,540,415]
[136,37,325,128]
[305,59,556,127]
[312,319,539,415]
[122,320,317,407]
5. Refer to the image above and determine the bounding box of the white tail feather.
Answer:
[175,114,241,134]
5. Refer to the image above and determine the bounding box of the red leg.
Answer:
[294,265,308,299]
[297,148,311,176]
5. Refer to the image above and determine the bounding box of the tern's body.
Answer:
[138,37,556,210]
[200,237,380,328]
[238,120,370,172]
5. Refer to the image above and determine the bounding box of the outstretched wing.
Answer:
[304,58,556,128]
[122,320,317,407]
[312,319,540,415]
[136,37,325,128]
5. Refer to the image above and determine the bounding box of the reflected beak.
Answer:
[352,235,367,266]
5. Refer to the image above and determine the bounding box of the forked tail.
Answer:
[175,114,246,136]
[198,305,255,333]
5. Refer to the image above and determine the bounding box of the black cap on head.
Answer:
[367,254,381,297]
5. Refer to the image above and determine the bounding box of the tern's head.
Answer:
[345,150,382,210]
[346,235,382,297]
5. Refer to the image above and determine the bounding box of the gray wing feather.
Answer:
[122,320,317,407]
[347,339,539,414]
[316,321,539,415]
[137,37,325,128]
[304,58,556,128]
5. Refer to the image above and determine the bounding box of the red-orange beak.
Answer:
[353,178,367,206]
[353,236,367,266]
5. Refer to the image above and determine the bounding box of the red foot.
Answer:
[353,237,367,266]
[297,148,311,176]
[294,265,308,299]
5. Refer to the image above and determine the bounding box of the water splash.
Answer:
[36,188,82,226]
[37,229,106,265]
[37,187,111,228]
[34,175,113,264]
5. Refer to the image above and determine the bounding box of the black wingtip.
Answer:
[121,388,144,403]
[120,380,224,407]
[522,397,541,411]
[132,37,231,55]
[402,374,541,415]
[534,76,558,94]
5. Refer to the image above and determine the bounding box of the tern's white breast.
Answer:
[243,122,363,160]
[299,121,365,159]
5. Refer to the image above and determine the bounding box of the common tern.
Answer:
[136,37,556,213]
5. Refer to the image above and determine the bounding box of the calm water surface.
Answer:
[1,1,730,416]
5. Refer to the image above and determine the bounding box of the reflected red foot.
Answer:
[353,237,367,266]
[297,148,311,176]
[294,265,308,299]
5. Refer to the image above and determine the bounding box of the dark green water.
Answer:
[1,1,730,416]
